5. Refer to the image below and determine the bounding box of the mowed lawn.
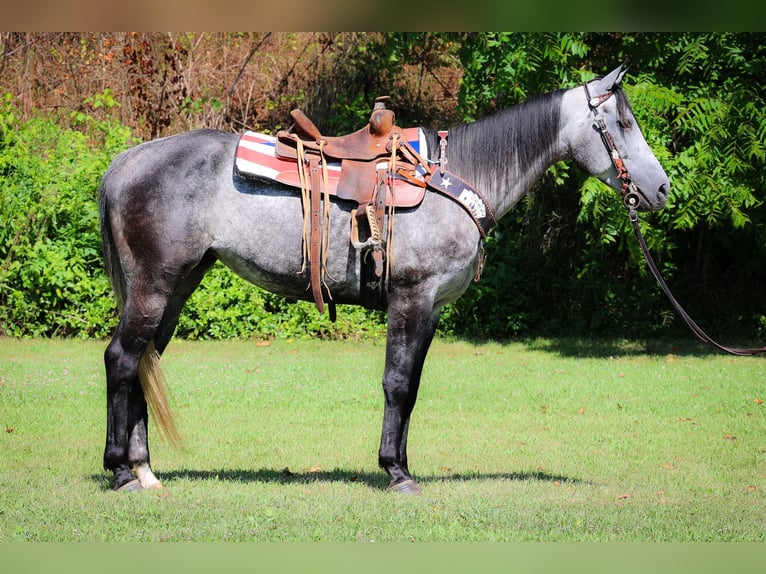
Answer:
[1,336,764,542]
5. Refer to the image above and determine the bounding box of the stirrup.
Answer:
[350,205,383,250]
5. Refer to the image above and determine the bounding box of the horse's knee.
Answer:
[382,372,410,402]
[105,336,131,369]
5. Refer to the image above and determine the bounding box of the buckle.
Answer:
[623,190,641,212]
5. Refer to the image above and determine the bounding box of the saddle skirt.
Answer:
[234,128,430,208]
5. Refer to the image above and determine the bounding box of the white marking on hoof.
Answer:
[134,463,163,490]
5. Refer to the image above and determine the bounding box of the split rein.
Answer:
[586,82,766,357]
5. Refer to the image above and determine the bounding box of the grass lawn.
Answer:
[1,336,764,542]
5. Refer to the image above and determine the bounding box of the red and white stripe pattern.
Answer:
[234,128,429,193]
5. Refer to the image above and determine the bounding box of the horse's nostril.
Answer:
[659,183,669,196]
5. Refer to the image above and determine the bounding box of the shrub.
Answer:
[0,92,134,338]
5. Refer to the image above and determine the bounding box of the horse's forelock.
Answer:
[614,86,634,130]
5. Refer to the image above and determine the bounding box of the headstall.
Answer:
[583,81,643,218]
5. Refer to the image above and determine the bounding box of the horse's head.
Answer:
[563,65,669,211]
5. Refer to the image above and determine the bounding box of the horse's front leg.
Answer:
[378,295,441,494]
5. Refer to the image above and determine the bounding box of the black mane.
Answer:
[423,89,565,194]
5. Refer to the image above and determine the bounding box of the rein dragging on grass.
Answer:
[627,204,766,357]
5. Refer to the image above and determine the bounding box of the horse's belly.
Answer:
[210,199,363,303]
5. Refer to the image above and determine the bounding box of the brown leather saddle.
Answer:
[274,97,431,317]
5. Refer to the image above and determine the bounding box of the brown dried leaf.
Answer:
[617,493,633,500]
[724,433,736,441]
[5,426,15,433]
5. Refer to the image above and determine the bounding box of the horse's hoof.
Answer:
[387,479,422,495]
[115,479,145,493]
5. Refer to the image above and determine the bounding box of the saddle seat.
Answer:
[275,96,426,205]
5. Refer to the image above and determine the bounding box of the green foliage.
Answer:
[456,32,592,119]
[176,264,386,341]
[0,93,135,338]
[2,34,765,342]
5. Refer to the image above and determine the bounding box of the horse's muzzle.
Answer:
[625,182,668,212]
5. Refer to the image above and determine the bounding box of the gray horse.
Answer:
[99,65,669,493]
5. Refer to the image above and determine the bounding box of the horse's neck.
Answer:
[428,89,568,221]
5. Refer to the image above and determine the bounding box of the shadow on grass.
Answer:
[517,336,748,358]
[92,467,583,492]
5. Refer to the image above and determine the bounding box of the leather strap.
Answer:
[426,170,497,238]
[629,209,766,356]
[370,169,387,280]
[308,155,324,314]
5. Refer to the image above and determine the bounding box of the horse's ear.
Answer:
[594,65,629,93]
[613,64,629,86]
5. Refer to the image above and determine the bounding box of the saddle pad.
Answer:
[234,128,430,208]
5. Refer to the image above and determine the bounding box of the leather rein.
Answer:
[585,82,766,356]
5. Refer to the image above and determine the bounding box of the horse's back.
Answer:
[102,129,236,198]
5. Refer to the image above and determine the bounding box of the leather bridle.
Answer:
[585,81,766,356]
[584,81,643,214]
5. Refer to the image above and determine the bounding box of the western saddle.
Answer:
[275,96,431,318]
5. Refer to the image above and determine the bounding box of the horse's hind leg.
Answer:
[103,289,171,491]
[104,257,215,491]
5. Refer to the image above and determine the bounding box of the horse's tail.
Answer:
[99,167,127,313]
[138,341,181,446]
[100,167,181,446]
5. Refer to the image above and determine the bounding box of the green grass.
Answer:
[1,336,765,541]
